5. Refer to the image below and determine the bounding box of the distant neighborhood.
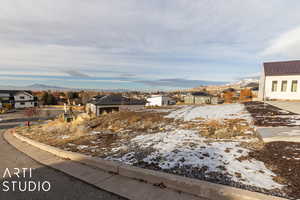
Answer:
[0,80,259,114]
[7,60,300,116]
[9,60,300,116]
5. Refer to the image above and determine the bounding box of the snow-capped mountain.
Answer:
[226,77,259,88]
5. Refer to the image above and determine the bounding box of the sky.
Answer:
[1,0,300,90]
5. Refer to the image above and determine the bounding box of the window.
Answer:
[291,80,298,92]
[281,80,287,92]
[20,96,25,99]
[271,81,278,92]
[20,102,25,105]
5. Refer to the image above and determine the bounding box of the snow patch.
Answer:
[166,104,251,122]
[110,129,283,190]
[77,145,89,150]
[60,135,70,139]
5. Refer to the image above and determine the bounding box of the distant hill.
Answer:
[26,84,70,90]
[229,78,259,88]
[189,77,259,92]
[0,83,130,92]
[0,84,70,91]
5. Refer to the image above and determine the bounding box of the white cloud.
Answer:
[263,26,300,58]
[1,0,300,87]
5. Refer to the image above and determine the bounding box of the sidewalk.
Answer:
[257,127,300,142]
[266,101,300,114]
[256,101,300,142]
[0,130,126,200]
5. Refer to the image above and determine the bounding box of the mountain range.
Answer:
[0,84,130,92]
[0,77,259,92]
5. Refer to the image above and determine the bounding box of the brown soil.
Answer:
[249,141,300,199]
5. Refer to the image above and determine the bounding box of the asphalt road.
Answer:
[0,111,126,200]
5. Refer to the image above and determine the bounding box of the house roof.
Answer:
[264,60,300,76]
[243,82,259,88]
[222,88,236,93]
[190,91,212,96]
[89,94,146,106]
[0,90,33,96]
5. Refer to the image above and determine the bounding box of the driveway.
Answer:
[0,111,126,200]
[254,101,300,142]
[266,101,300,114]
[0,109,63,130]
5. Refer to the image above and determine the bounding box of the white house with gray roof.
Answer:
[259,60,300,100]
[0,90,37,109]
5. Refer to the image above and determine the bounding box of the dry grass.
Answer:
[16,109,260,157]
[16,111,176,156]
[195,119,257,139]
[88,111,172,133]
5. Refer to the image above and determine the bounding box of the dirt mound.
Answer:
[87,111,173,133]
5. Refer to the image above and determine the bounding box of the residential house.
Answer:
[243,82,259,98]
[184,92,219,105]
[221,88,239,99]
[86,94,146,116]
[0,90,38,109]
[258,60,300,100]
[146,95,175,106]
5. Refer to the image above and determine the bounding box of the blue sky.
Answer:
[1,1,300,90]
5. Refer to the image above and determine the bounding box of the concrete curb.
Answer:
[8,131,287,200]
[13,132,120,173]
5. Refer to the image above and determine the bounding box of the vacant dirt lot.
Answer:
[16,104,300,199]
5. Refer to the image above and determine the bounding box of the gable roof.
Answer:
[0,90,33,96]
[15,91,33,97]
[190,91,212,96]
[264,60,300,76]
[222,88,236,93]
[243,82,259,88]
[89,94,146,105]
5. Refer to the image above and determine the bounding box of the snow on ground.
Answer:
[59,135,70,139]
[166,104,251,121]
[108,129,283,190]
[282,115,300,126]
[77,145,89,150]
